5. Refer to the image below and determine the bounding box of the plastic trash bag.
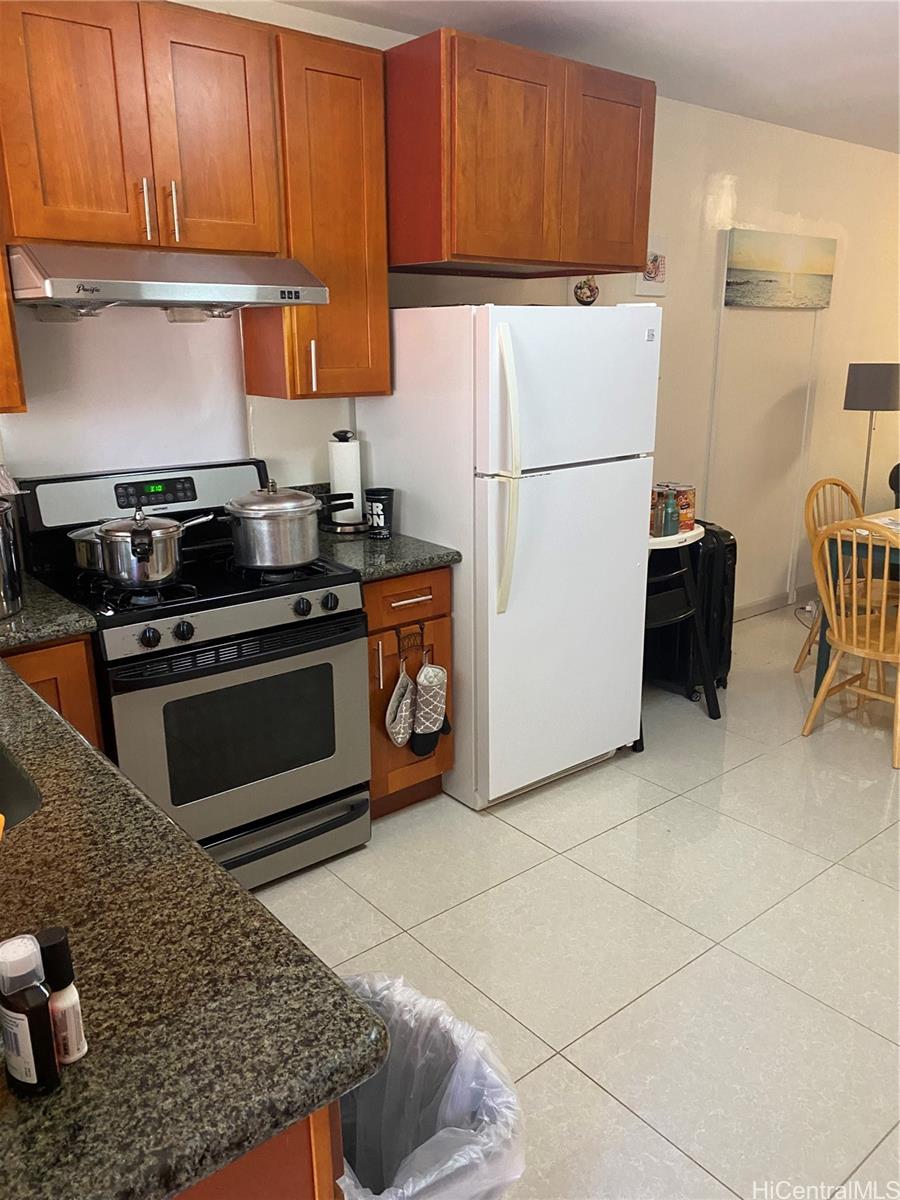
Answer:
[339,973,525,1200]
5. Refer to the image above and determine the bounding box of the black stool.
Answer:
[644,534,721,721]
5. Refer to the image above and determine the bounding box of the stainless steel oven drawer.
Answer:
[203,787,371,888]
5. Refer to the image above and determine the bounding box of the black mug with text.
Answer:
[365,488,395,540]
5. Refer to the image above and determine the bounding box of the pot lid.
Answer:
[225,480,320,515]
[98,508,181,539]
[68,525,102,541]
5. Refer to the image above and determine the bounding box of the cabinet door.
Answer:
[368,617,453,801]
[451,34,565,263]
[4,638,101,746]
[284,34,389,397]
[559,63,655,268]
[139,3,280,252]
[0,1,157,244]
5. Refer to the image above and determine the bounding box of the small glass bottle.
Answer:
[663,488,679,536]
[38,928,87,1065]
[0,934,61,1097]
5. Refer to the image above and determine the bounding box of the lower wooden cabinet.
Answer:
[177,1102,342,1199]
[367,610,453,809]
[3,636,101,746]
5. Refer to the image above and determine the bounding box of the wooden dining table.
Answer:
[813,508,900,691]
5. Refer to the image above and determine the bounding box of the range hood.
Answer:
[7,243,328,317]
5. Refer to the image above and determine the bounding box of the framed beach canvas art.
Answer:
[724,229,837,309]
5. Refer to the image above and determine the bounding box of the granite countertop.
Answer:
[0,663,388,1200]
[320,531,461,582]
[0,576,96,654]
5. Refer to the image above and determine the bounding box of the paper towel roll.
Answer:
[328,431,363,523]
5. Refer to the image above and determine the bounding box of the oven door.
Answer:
[109,613,370,840]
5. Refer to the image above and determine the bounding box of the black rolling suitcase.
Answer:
[643,519,737,699]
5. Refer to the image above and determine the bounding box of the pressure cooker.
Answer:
[97,508,212,588]
[225,481,322,569]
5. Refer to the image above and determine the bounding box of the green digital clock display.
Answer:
[146,484,165,493]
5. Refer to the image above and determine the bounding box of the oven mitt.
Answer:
[385,661,416,748]
[409,662,451,757]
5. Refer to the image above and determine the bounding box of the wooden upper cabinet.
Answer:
[385,28,656,275]
[139,3,281,253]
[0,2,158,245]
[560,63,655,268]
[241,32,390,399]
[452,35,565,263]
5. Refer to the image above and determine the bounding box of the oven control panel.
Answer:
[101,582,364,661]
[115,476,197,509]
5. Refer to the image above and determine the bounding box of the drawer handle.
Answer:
[390,593,432,608]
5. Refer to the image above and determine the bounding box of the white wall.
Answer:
[0,306,248,477]
[586,97,899,608]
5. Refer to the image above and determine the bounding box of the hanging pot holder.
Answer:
[385,660,416,748]
[410,659,451,758]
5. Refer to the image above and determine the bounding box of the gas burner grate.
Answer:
[81,576,200,614]
[232,559,336,586]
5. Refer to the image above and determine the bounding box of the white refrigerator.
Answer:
[358,304,661,810]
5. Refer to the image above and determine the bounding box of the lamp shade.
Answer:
[843,363,900,412]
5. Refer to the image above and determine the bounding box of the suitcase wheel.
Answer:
[689,689,702,703]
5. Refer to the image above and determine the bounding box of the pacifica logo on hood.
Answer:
[75,282,101,295]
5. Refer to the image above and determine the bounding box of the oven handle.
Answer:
[213,799,369,872]
[107,614,367,693]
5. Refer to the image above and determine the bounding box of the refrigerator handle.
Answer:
[497,322,521,478]
[496,475,520,615]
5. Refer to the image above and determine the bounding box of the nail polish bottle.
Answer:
[38,928,87,1065]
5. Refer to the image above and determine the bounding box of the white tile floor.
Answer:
[256,606,899,1199]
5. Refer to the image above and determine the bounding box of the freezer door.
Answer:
[475,305,660,475]
[473,456,653,805]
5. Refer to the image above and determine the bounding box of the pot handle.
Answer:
[180,512,214,531]
[130,526,152,562]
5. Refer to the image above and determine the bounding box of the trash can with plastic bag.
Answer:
[339,974,525,1200]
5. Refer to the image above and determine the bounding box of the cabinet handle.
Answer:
[170,179,181,243]
[141,177,152,241]
[390,593,432,608]
[377,639,384,689]
[309,339,318,392]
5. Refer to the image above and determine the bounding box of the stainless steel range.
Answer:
[17,459,371,887]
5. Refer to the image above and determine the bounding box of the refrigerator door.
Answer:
[469,455,653,807]
[475,304,661,476]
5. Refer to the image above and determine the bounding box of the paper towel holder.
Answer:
[323,430,369,535]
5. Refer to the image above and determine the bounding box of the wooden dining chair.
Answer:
[801,518,900,768]
[793,478,863,672]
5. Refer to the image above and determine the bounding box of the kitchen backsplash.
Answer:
[0,306,352,483]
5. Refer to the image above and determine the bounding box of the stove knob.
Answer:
[172,620,195,642]
[139,626,162,649]
[320,592,339,611]
[293,596,312,617]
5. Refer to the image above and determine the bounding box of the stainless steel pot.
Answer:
[98,508,212,589]
[225,480,322,568]
[0,498,24,619]
[68,525,104,572]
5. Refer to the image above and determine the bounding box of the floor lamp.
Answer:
[843,363,900,509]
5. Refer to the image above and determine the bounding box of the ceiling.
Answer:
[288,0,900,152]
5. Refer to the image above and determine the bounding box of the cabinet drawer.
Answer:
[364,568,451,632]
